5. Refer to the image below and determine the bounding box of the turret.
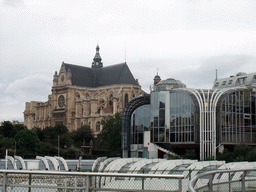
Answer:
[91,44,103,68]
[153,72,161,86]
[53,71,58,87]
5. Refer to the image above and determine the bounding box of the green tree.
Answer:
[42,125,69,145]
[183,149,196,159]
[54,124,69,135]
[246,147,256,161]
[13,124,26,137]
[32,127,45,141]
[71,125,94,148]
[216,148,235,162]
[0,137,15,149]
[97,113,122,157]
[14,129,40,155]
[0,121,26,138]
[36,142,57,156]
[234,145,251,160]
[0,121,14,137]
[59,132,73,148]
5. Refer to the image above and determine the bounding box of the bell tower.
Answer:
[91,44,103,68]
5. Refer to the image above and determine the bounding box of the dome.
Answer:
[155,78,186,91]
[154,74,161,79]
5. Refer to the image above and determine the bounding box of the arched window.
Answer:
[96,121,101,132]
[99,99,105,109]
[109,94,113,106]
[125,93,129,107]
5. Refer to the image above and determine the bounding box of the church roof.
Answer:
[62,62,139,88]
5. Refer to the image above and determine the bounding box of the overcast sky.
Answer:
[1,0,256,122]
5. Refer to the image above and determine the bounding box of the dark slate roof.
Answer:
[63,63,95,87]
[63,62,139,88]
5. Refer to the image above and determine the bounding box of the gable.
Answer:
[63,63,95,87]
[96,63,138,87]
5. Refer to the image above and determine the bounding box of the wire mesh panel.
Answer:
[94,176,182,192]
[0,170,184,192]
[2,172,89,192]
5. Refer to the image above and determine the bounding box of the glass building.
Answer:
[122,72,256,160]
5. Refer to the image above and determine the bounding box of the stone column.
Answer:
[113,97,118,114]
[83,100,90,116]
[91,99,98,115]
[44,106,47,120]
[35,107,39,121]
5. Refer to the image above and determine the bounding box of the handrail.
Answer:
[189,168,256,192]
[0,170,185,192]
[0,169,184,178]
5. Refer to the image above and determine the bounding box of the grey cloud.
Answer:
[0,70,53,121]
[0,83,7,91]
[165,54,256,89]
[0,103,24,121]
[5,70,52,101]
[0,96,19,107]
[3,0,24,7]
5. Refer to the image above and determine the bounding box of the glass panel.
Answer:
[219,90,255,143]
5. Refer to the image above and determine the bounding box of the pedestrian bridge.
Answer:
[1,156,256,191]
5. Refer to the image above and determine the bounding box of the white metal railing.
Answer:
[0,170,184,192]
[189,168,256,192]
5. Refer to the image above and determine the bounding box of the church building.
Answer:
[24,45,144,134]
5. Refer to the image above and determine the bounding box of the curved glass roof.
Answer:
[2,156,256,192]
[155,78,186,91]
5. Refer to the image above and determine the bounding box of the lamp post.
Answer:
[58,136,60,156]
[5,149,8,170]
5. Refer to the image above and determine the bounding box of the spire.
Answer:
[92,44,103,68]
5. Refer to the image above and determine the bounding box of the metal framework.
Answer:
[122,85,254,160]
[189,168,256,192]
[180,87,248,160]
[122,94,150,158]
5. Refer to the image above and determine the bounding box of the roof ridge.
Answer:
[63,63,91,69]
[103,62,126,68]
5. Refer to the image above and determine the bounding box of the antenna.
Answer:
[215,69,218,81]
[157,68,159,75]
[124,43,127,63]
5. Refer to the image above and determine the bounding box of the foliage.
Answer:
[0,121,14,137]
[60,147,79,159]
[32,127,45,141]
[216,145,256,162]
[183,149,196,159]
[246,147,256,161]
[42,125,68,142]
[205,155,215,161]
[0,137,15,149]
[36,142,57,156]
[0,121,26,138]
[59,132,73,148]
[14,129,40,155]
[234,145,251,158]
[71,125,94,148]
[96,113,122,157]
[171,155,181,159]
[216,148,235,162]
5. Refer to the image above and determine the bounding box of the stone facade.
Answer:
[24,46,144,134]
